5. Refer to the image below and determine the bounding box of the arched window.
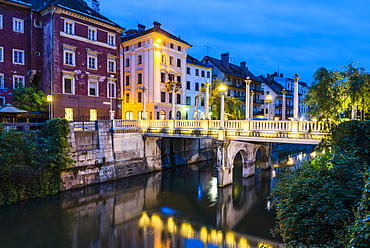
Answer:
[125,111,133,120]
[160,110,166,120]
[176,111,181,120]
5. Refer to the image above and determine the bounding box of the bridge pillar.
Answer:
[242,160,255,178]
[216,141,233,187]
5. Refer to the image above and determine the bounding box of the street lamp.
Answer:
[166,80,182,120]
[245,76,251,120]
[46,95,52,120]
[195,93,199,120]
[219,84,227,128]
[293,73,300,120]
[265,94,273,120]
[139,86,147,119]
[282,89,287,121]
[205,80,211,119]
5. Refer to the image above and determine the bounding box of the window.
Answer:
[138,42,141,48]
[108,80,116,98]
[178,46,181,52]
[125,75,130,86]
[186,96,191,105]
[0,46,3,62]
[138,55,142,64]
[125,46,129,51]
[177,58,181,67]
[0,14,2,29]
[170,43,174,49]
[160,110,166,120]
[0,97,4,107]
[176,94,181,104]
[0,73,4,88]
[177,76,181,83]
[207,71,210,78]
[108,59,116,73]
[161,92,166,102]
[168,74,174,82]
[125,58,130,67]
[169,93,172,103]
[187,67,190,75]
[201,70,205,77]
[65,108,73,121]
[108,33,115,46]
[161,54,166,63]
[169,56,173,65]
[13,18,24,33]
[125,93,130,103]
[201,98,204,106]
[137,73,142,84]
[13,75,24,89]
[88,28,96,40]
[64,20,74,35]
[195,69,199,76]
[186,81,190,90]
[64,51,75,66]
[13,49,24,65]
[138,92,142,103]
[63,76,74,94]
[195,82,199,91]
[88,55,97,69]
[161,73,166,83]
[88,80,98,96]
[90,109,97,121]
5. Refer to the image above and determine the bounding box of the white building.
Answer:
[185,55,212,120]
[121,22,192,120]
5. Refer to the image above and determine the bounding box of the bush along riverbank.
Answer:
[0,118,73,206]
[271,120,370,247]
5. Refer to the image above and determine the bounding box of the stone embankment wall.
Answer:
[62,121,216,190]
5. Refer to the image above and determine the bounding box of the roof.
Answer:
[259,76,294,96]
[121,22,191,46]
[186,55,212,68]
[0,104,27,113]
[9,0,122,29]
[202,56,259,81]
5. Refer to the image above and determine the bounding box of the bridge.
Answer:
[109,119,328,187]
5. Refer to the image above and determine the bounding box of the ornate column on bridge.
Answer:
[293,73,300,120]
[195,93,200,120]
[250,90,254,120]
[205,81,211,120]
[282,88,286,121]
[245,77,251,120]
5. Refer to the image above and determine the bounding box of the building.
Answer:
[0,0,123,120]
[202,53,264,119]
[185,55,212,120]
[121,22,192,120]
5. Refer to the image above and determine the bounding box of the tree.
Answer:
[203,79,244,120]
[12,86,47,112]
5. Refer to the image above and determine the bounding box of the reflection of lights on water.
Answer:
[286,157,295,166]
[310,151,317,159]
[258,243,273,248]
[225,232,236,246]
[208,177,218,204]
[160,207,176,215]
[271,169,276,178]
[273,164,279,167]
[267,201,271,211]
[200,227,208,243]
[297,153,303,161]
[139,212,150,227]
[180,222,194,238]
[151,214,163,229]
[167,217,176,233]
[238,238,251,248]
[197,185,202,200]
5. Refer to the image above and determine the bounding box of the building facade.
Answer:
[121,22,191,120]
[0,0,123,121]
[185,55,212,120]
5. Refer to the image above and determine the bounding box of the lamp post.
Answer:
[219,84,227,128]
[282,89,286,121]
[166,80,181,120]
[250,90,254,120]
[244,77,251,120]
[265,94,273,120]
[205,80,211,119]
[293,73,300,120]
[46,95,52,120]
[195,93,199,120]
[139,86,147,119]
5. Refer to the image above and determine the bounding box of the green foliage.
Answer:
[271,121,370,247]
[12,86,47,112]
[0,118,73,206]
[304,63,370,120]
[203,79,244,120]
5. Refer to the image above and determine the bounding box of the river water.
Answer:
[0,144,314,248]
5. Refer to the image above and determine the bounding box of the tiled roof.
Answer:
[258,76,295,96]
[13,0,122,28]
[202,56,259,81]
[121,24,191,46]
[186,55,212,68]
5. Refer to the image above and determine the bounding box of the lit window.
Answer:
[88,80,98,96]
[0,73,4,88]
[0,15,3,29]
[64,51,75,66]
[88,55,97,69]
[108,59,116,73]
[63,76,74,94]
[13,18,24,33]
[90,109,97,121]
[65,108,73,121]
[0,46,3,62]
[13,75,24,88]
[12,49,24,65]
[64,20,74,35]
[88,27,97,41]
[108,33,115,46]
[108,80,116,98]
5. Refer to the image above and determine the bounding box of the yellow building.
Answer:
[121,21,192,120]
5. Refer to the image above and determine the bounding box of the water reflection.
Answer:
[0,143,316,248]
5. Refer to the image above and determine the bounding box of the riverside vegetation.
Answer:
[0,118,72,206]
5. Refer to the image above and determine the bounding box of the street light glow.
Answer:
[265,94,273,102]
[219,84,227,92]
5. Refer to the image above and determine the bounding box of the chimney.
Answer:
[153,21,161,28]
[280,73,283,77]
[240,61,246,69]
[137,24,146,32]
[221,53,229,68]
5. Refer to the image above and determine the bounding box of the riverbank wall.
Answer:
[61,121,216,190]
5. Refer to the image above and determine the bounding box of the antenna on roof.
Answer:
[205,46,210,55]
[277,65,280,76]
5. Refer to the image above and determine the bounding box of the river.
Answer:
[0,144,315,248]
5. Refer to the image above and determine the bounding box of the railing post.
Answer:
[291,120,299,132]
[243,120,250,131]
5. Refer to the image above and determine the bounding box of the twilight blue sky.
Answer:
[101,0,370,84]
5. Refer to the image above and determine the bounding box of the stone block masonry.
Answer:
[62,121,216,190]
